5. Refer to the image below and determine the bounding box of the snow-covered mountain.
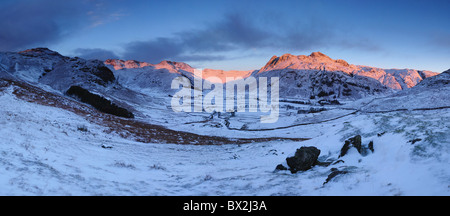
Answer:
[361,68,450,112]
[103,51,438,101]
[0,48,115,91]
[104,58,254,90]
[255,65,390,100]
[104,59,197,93]
[258,52,437,90]
[252,52,439,100]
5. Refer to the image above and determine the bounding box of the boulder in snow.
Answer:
[286,146,321,173]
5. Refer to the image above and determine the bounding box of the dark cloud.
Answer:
[180,13,272,52]
[0,0,126,52]
[0,0,89,51]
[123,37,184,63]
[0,0,380,62]
[121,13,279,63]
[121,12,380,63]
[73,48,120,61]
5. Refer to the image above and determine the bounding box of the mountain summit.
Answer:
[257,52,438,90]
[260,52,351,73]
[105,59,195,74]
[18,47,63,57]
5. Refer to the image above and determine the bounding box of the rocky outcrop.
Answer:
[276,136,378,185]
[66,86,134,118]
[285,146,321,173]
[76,60,115,86]
[323,168,348,185]
[339,135,375,157]
[339,135,362,157]
[104,59,153,70]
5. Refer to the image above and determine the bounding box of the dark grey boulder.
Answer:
[286,146,321,173]
[275,164,288,171]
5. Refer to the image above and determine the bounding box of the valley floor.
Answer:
[0,86,449,196]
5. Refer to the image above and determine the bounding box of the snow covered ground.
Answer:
[1,85,448,195]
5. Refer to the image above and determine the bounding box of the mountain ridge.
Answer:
[104,51,438,90]
[256,52,438,90]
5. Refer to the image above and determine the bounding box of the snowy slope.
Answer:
[361,69,450,112]
[0,84,448,195]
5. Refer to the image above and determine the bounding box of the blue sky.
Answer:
[1,0,449,72]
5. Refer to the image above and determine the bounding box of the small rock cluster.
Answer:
[276,135,375,185]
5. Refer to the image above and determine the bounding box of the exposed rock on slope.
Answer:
[254,64,390,99]
[104,59,153,70]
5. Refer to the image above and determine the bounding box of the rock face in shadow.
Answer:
[323,168,348,185]
[339,135,362,158]
[286,146,321,173]
[339,135,375,157]
[66,85,134,118]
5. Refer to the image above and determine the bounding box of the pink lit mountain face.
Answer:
[104,58,253,83]
[104,59,194,73]
[105,51,437,90]
[258,52,438,90]
[104,59,154,70]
